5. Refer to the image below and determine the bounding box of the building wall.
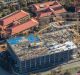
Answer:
[13,49,75,74]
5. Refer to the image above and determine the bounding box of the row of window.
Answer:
[17,50,73,72]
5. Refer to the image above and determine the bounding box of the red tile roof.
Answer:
[54,8,66,14]
[37,8,52,18]
[33,1,63,11]
[38,12,52,18]
[33,1,54,11]
[11,19,38,35]
[32,1,66,17]
[49,2,62,8]
[51,6,66,14]
[0,10,29,26]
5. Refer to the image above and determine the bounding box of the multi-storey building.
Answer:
[7,29,77,75]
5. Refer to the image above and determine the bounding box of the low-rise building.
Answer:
[30,1,66,17]
[0,10,39,38]
[30,1,66,25]
[11,18,38,35]
[0,10,29,26]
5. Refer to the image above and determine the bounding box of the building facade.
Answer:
[7,32,77,75]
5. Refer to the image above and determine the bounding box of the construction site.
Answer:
[0,0,80,75]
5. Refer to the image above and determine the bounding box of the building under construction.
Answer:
[0,1,80,75]
[7,29,77,75]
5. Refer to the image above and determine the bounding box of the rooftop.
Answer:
[32,1,66,17]
[33,1,61,12]
[11,18,38,35]
[37,8,52,18]
[0,10,29,26]
[7,29,77,61]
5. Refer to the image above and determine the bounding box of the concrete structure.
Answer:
[7,29,77,75]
